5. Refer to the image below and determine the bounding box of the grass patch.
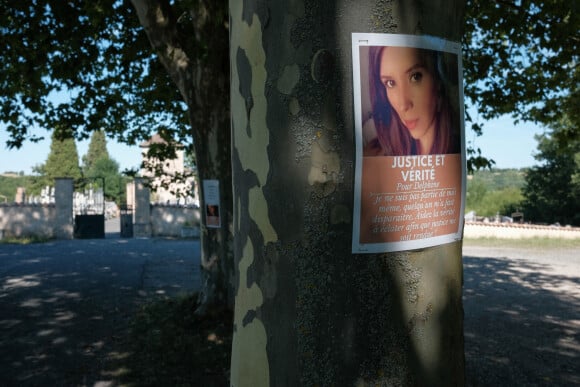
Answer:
[121,293,232,387]
[464,236,580,250]
[0,235,52,244]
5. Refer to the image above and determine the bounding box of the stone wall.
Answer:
[0,178,202,240]
[0,204,57,238]
[464,222,580,240]
[150,205,200,238]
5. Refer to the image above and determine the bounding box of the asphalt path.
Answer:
[462,243,580,386]
[0,233,578,386]
[0,232,200,386]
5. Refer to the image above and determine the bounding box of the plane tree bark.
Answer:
[130,0,233,311]
[230,1,465,385]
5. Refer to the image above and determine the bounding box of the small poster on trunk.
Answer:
[203,179,221,228]
[351,33,466,254]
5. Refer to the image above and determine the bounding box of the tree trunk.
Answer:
[230,1,465,385]
[130,0,234,311]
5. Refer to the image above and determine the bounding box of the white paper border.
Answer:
[351,33,466,254]
[203,179,221,229]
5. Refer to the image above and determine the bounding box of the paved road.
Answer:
[463,243,580,386]
[0,234,200,386]
[1,235,578,386]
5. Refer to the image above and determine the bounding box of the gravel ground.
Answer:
[462,242,580,386]
[0,234,200,386]
[1,232,578,386]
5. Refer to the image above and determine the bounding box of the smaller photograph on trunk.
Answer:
[203,179,221,228]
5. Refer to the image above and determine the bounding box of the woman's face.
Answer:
[379,47,437,147]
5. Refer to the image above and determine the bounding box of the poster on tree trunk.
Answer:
[351,33,466,254]
[203,179,221,228]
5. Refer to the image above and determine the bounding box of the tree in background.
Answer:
[1,1,232,312]
[82,130,127,204]
[85,157,127,205]
[466,169,526,218]
[82,130,110,174]
[25,126,82,197]
[522,117,580,226]
[44,127,82,181]
[466,178,488,210]
[463,0,579,170]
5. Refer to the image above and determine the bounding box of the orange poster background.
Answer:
[360,154,462,244]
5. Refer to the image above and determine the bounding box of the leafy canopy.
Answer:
[521,116,580,226]
[0,0,577,171]
[0,0,190,151]
[464,0,579,150]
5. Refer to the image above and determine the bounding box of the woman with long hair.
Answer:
[364,46,460,156]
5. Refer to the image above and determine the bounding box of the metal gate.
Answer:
[73,178,105,239]
[119,204,133,238]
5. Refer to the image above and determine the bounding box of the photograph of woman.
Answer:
[363,45,461,156]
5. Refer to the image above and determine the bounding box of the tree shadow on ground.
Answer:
[0,238,201,386]
[463,254,580,386]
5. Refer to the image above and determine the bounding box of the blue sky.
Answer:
[0,114,544,175]
[466,114,545,169]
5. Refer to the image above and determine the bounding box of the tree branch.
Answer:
[130,0,194,105]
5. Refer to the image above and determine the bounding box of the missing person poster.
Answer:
[203,179,221,228]
[351,33,466,254]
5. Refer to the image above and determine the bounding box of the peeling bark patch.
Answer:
[250,187,277,244]
[230,237,269,386]
[407,303,433,334]
[230,2,272,384]
[242,309,258,327]
[308,141,340,194]
[277,64,300,95]
[242,0,269,27]
[310,49,335,83]
[289,97,300,115]
[236,47,254,136]
[230,5,278,244]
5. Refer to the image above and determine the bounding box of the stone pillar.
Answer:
[126,181,135,211]
[133,178,151,238]
[15,187,26,204]
[55,178,74,239]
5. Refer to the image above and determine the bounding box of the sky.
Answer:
[0,130,143,175]
[0,114,544,175]
[465,113,545,169]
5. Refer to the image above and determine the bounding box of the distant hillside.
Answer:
[0,175,36,202]
[466,168,527,218]
[467,168,527,190]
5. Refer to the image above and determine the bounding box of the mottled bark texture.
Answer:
[230,0,465,385]
[131,0,234,310]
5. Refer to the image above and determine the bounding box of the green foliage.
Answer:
[29,164,52,196]
[0,175,35,202]
[466,169,525,217]
[521,117,580,226]
[82,130,128,204]
[82,130,110,173]
[463,0,579,167]
[0,235,52,244]
[84,157,127,204]
[44,128,82,180]
[469,168,526,190]
[0,0,190,150]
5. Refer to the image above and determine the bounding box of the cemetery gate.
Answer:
[73,178,105,239]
